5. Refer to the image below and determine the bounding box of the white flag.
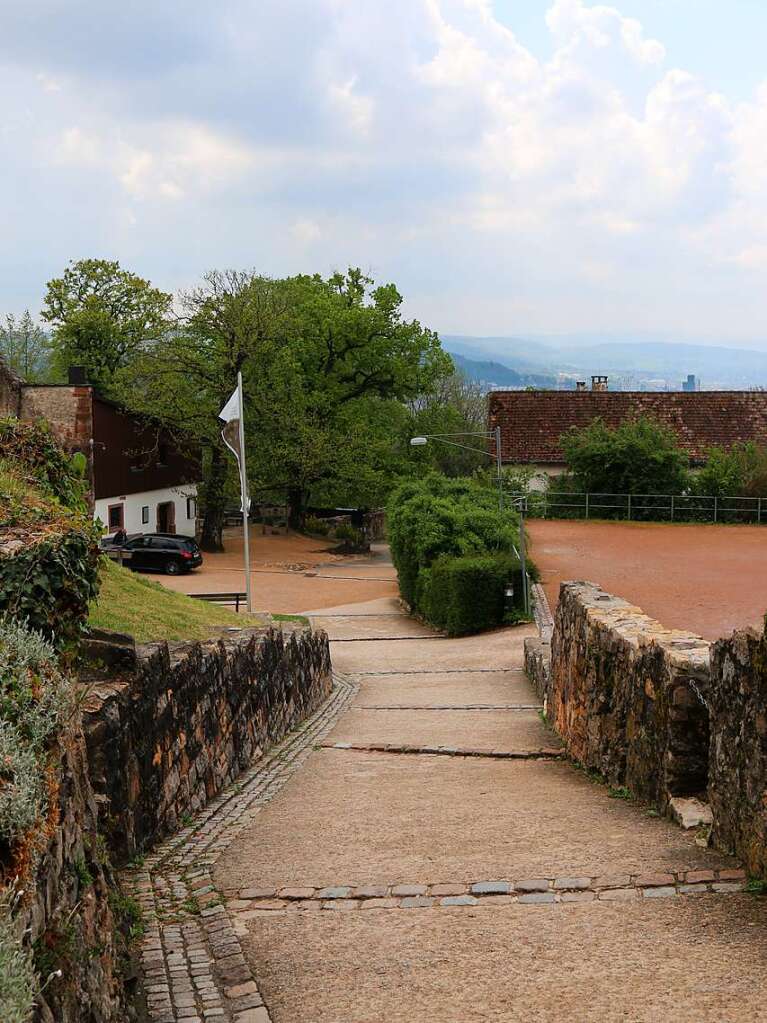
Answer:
[218,384,249,514]
[218,388,240,423]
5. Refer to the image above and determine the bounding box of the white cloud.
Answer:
[4,0,767,338]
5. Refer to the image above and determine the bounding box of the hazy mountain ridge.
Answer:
[443,335,767,389]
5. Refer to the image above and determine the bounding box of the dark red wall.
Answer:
[92,399,200,500]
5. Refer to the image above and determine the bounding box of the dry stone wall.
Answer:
[20,725,129,1023]
[709,626,767,876]
[545,581,711,808]
[83,625,332,863]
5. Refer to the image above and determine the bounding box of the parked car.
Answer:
[101,533,203,575]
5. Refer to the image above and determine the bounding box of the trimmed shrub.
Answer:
[387,474,535,633]
[421,553,526,636]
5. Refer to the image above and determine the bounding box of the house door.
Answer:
[157,501,176,534]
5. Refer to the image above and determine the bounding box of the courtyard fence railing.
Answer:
[508,490,767,525]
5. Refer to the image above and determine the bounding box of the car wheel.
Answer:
[165,559,181,576]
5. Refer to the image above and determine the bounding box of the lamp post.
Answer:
[409,428,529,613]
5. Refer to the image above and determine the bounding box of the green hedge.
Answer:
[387,474,535,634]
[419,553,527,636]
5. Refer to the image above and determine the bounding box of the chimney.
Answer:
[68,366,88,386]
[576,380,587,391]
[591,375,608,392]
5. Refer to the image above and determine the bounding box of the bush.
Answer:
[387,474,534,632]
[560,416,689,495]
[421,553,526,636]
[304,515,329,536]
[0,420,101,649]
[0,887,38,1023]
[0,620,73,865]
[333,523,365,545]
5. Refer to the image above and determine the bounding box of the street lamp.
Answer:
[408,427,529,613]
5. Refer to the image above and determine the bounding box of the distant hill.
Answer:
[442,334,767,390]
[450,351,556,389]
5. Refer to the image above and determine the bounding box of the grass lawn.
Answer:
[89,558,274,642]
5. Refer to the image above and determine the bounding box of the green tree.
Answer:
[403,367,489,477]
[116,266,448,549]
[560,416,689,494]
[42,259,172,391]
[0,311,50,380]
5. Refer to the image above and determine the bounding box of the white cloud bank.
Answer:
[4,0,767,339]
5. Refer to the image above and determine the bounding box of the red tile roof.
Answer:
[488,390,767,464]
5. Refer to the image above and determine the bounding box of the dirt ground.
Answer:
[528,518,767,640]
[246,898,767,1023]
[155,528,398,614]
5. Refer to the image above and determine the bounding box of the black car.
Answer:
[102,533,203,575]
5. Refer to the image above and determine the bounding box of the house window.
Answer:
[186,497,197,520]
[141,506,150,525]
[108,504,124,531]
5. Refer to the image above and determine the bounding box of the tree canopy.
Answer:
[560,416,689,494]
[42,259,172,390]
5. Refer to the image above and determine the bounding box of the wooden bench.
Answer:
[190,592,247,612]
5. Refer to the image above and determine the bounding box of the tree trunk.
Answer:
[200,444,228,552]
[287,486,305,531]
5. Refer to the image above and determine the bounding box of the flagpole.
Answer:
[236,370,254,614]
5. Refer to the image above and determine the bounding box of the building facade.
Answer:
[489,380,767,480]
[1,361,200,537]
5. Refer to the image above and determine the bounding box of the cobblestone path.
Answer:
[131,590,767,1023]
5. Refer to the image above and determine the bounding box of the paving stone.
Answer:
[678,883,710,894]
[323,898,361,910]
[719,869,747,881]
[277,887,316,900]
[514,879,550,892]
[391,884,427,896]
[642,886,678,898]
[352,886,389,898]
[440,895,479,907]
[232,994,266,1011]
[598,888,638,902]
[471,881,511,895]
[400,896,433,908]
[553,877,591,890]
[594,875,631,889]
[712,882,745,893]
[684,870,716,884]
[429,884,467,897]
[235,1009,271,1023]
[560,891,596,904]
[359,898,399,910]
[239,887,277,900]
[518,893,556,904]
[317,886,352,899]
[225,982,260,999]
[636,873,676,887]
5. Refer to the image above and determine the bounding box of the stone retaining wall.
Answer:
[20,724,129,1023]
[709,626,767,876]
[544,581,711,808]
[83,625,332,863]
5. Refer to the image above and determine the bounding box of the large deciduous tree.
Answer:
[42,259,172,391]
[0,311,50,381]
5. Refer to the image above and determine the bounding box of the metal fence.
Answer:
[513,491,767,525]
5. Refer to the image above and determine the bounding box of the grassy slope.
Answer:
[89,558,272,642]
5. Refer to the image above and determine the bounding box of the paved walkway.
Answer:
[131,581,767,1023]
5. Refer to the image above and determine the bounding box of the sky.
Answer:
[4,0,767,347]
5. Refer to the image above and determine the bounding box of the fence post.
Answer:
[627,494,631,521]
[585,493,590,519]
[759,498,763,525]
[714,497,718,524]
[543,491,548,519]
[670,495,674,522]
